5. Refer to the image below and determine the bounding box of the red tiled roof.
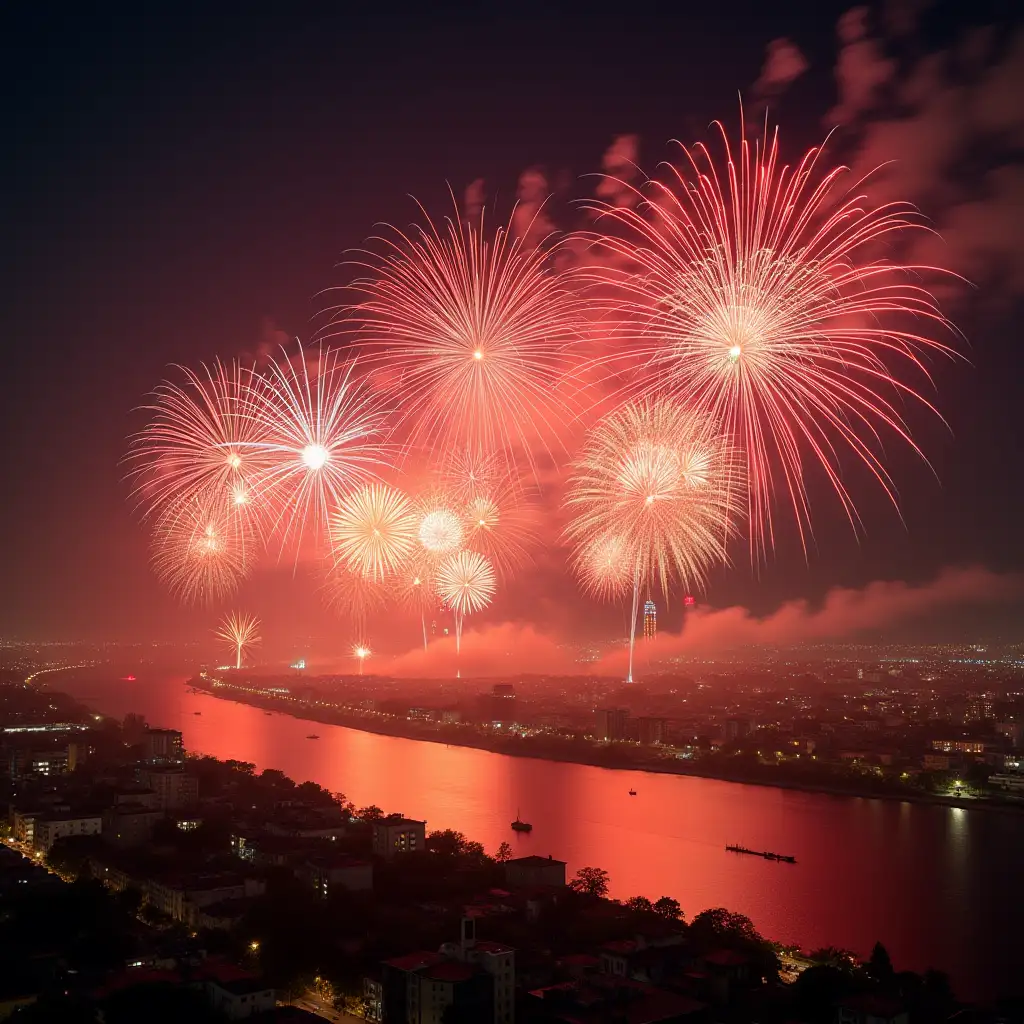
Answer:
[92,968,180,999]
[560,954,600,967]
[384,951,445,972]
[474,940,514,954]
[425,962,477,983]
[601,940,638,955]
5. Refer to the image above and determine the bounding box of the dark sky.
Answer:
[2,1,1023,649]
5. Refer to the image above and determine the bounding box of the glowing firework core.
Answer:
[473,350,483,360]
[419,509,463,553]
[226,452,242,470]
[728,345,742,362]
[302,443,329,470]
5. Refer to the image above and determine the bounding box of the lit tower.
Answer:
[643,599,657,640]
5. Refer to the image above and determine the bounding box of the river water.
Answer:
[57,669,1022,1001]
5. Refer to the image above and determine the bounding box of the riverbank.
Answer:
[189,676,1022,815]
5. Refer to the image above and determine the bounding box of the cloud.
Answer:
[511,166,555,245]
[382,621,577,678]
[827,7,896,125]
[594,134,641,208]
[371,566,1019,677]
[753,38,809,101]
[595,566,1020,671]
[464,178,485,221]
[830,9,1024,302]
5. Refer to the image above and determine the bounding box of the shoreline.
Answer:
[188,678,1022,816]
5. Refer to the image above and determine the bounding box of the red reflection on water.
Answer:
[64,671,1022,1001]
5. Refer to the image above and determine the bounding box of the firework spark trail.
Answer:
[564,397,743,681]
[435,549,497,654]
[574,533,633,603]
[151,494,252,606]
[582,118,958,559]
[216,611,262,669]
[395,553,439,651]
[126,359,270,546]
[328,199,586,473]
[247,342,394,554]
[321,558,391,628]
[331,483,418,583]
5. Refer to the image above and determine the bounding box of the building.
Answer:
[378,918,511,1024]
[931,739,986,755]
[595,708,629,742]
[137,767,198,809]
[379,951,445,1022]
[996,722,1023,748]
[102,806,164,848]
[481,684,517,725]
[990,774,1024,794]
[447,918,515,1024]
[142,728,184,764]
[503,854,566,889]
[304,854,373,897]
[146,873,266,925]
[33,813,102,853]
[837,994,909,1024]
[637,717,666,746]
[724,718,752,742]
[12,808,46,845]
[372,816,426,859]
[643,599,656,640]
[8,746,70,778]
[206,977,276,1020]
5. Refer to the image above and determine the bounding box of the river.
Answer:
[55,668,1022,1001]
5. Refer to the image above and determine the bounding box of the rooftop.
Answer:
[474,940,514,954]
[212,977,275,997]
[384,951,445,972]
[376,817,425,828]
[505,854,566,867]
[424,961,478,983]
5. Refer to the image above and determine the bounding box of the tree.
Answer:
[688,908,760,949]
[495,842,513,863]
[624,896,653,913]
[653,896,683,920]
[569,866,609,898]
[867,941,894,983]
[357,805,384,821]
[427,829,469,857]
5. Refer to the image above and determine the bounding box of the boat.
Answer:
[264,711,273,715]
[511,809,532,832]
[725,844,796,864]
[193,711,202,715]
[628,789,637,796]
[306,734,320,740]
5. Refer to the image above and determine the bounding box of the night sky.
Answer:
[3,2,1023,650]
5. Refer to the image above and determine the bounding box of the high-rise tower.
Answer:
[643,599,657,640]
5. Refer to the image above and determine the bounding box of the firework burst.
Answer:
[331,199,585,470]
[126,359,269,536]
[564,397,742,681]
[435,549,497,652]
[151,494,251,606]
[460,482,537,579]
[216,611,262,669]
[249,343,393,552]
[584,118,957,557]
[331,483,418,583]
[573,533,633,602]
[417,503,464,556]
